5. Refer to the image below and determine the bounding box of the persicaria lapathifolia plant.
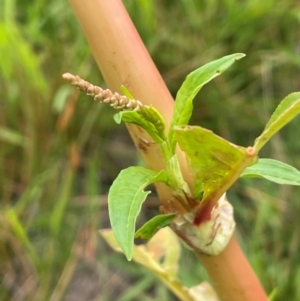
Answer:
[63,54,300,262]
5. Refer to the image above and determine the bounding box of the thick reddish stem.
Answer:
[198,236,267,301]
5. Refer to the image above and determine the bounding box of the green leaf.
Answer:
[114,109,165,144]
[108,166,168,260]
[119,87,166,139]
[193,179,204,200]
[174,126,257,204]
[254,92,300,151]
[169,53,245,153]
[139,106,166,140]
[120,85,134,99]
[135,213,176,240]
[241,158,300,185]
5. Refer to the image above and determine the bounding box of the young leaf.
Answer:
[169,53,245,153]
[119,86,166,138]
[121,85,134,99]
[135,213,176,240]
[174,125,257,219]
[114,111,164,144]
[114,105,166,143]
[254,92,300,151]
[139,105,166,140]
[108,166,168,260]
[241,158,300,185]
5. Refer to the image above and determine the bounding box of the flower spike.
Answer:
[62,73,144,111]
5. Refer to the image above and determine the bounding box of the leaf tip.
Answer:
[125,253,133,261]
[235,53,246,60]
[113,112,122,124]
[123,243,133,261]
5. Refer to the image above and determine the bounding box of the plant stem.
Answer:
[159,141,191,204]
[67,0,268,300]
[197,237,268,301]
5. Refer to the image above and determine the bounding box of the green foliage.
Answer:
[254,93,300,151]
[110,54,251,257]
[108,166,168,260]
[121,85,135,99]
[2,0,300,300]
[139,106,167,140]
[109,53,300,268]
[174,126,255,202]
[169,53,245,153]
[135,213,176,240]
[114,107,166,143]
[241,159,300,186]
[110,52,300,260]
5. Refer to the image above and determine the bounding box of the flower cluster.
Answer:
[62,73,144,111]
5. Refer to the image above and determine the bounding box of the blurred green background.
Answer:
[1,0,300,300]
